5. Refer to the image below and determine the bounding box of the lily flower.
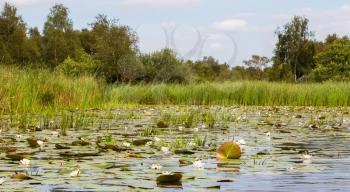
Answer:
[161,171,172,175]
[150,164,162,170]
[154,137,161,142]
[193,160,205,169]
[20,158,31,166]
[122,142,131,147]
[161,146,169,154]
[51,131,59,137]
[0,177,6,185]
[70,169,80,177]
[37,140,44,148]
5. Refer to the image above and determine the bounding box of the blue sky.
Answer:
[1,0,350,66]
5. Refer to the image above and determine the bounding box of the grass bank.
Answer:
[0,66,349,113]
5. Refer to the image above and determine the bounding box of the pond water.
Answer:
[0,106,349,191]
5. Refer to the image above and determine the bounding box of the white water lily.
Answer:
[178,126,184,131]
[193,160,205,169]
[70,169,80,177]
[154,137,161,142]
[20,158,30,166]
[162,171,172,175]
[302,154,312,160]
[236,138,246,145]
[0,177,5,185]
[266,132,271,137]
[161,146,169,153]
[37,140,44,148]
[122,142,131,147]
[150,164,162,170]
[51,131,59,136]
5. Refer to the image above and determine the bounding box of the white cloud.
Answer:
[119,0,200,9]
[0,0,47,7]
[212,19,247,31]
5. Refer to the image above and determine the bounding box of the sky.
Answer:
[1,0,350,66]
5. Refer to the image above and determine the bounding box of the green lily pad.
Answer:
[156,173,182,184]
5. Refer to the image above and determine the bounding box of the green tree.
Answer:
[313,37,350,81]
[140,49,191,83]
[43,4,80,68]
[90,14,138,83]
[243,55,270,80]
[272,16,315,82]
[0,3,28,64]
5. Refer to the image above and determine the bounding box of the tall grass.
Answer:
[0,66,349,114]
[0,66,105,113]
[110,82,350,107]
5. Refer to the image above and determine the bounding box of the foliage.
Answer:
[272,16,315,82]
[313,38,350,81]
[55,49,99,77]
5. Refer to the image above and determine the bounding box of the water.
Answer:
[0,106,349,191]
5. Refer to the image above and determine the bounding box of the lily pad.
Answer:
[216,141,241,160]
[11,172,32,180]
[156,173,182,184]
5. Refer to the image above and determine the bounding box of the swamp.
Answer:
[0,106,349,191]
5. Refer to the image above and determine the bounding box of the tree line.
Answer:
[1,3,349,83]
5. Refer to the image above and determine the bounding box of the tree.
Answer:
[140,49,190,83]
[0,3,28,64]
[90,14,138,83]
[43,4,80,68]
[243,55,270,80]
[272,16,315,82]
[313,37,350,81]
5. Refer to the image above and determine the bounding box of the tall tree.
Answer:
[243,55,270,80]
[43,4,80,68]
[0,3,28,64]
[272,16,315,82]
[90,14,138,83]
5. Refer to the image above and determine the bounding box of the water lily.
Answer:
[193,160,204,169]
[37,140,44,148]
[161,146,169,153]
[161,171,172,175]
[51,131,59,137]
[154,136,161,142]
[266,132,271,137]
[0,177,6,185]
[178,126,184,131]
[150,164,162,170]
[122,142,131,147]
[236,138,246,145]
[70,169,80,177]
[20,158,30,166]
[302,154,312,159]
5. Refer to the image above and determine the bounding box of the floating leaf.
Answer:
[6,152,33,161]
[156,173,182,185]
[11,172,32,180]
[174,149,195,155]
[132,139,152,146]
[216,141,241,160]
[55,144,71,150]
